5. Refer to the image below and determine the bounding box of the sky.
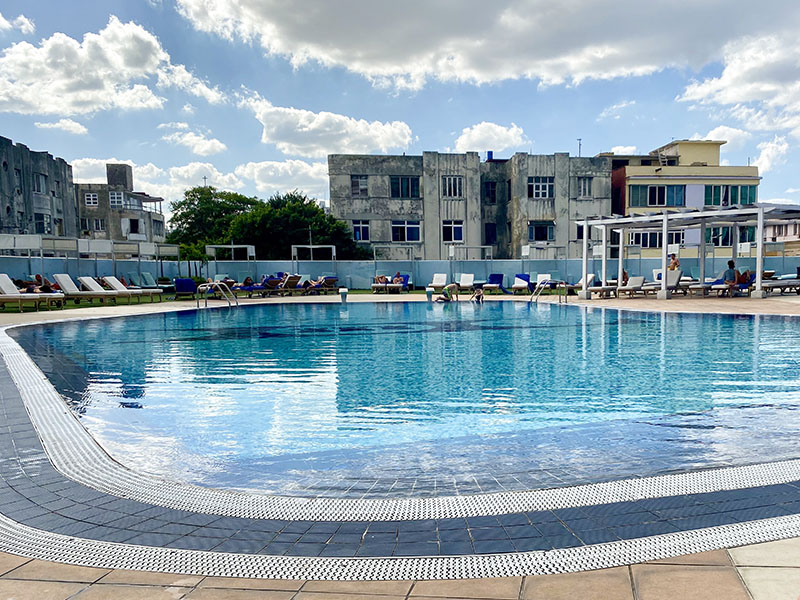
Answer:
[1,0,800,223]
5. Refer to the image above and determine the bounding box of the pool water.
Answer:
[12,302,800,495]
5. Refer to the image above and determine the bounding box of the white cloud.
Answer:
[239,93,411,158]
[690,125,752,150]
[162,130,227,156]
[176,0,798,90]
[168,162,243,191]
[157,121,189,130]
[182,103,196,114]
[453,122,527,153]
[0,16,224,116]
[235,160,328,198]
[33,118,88,135]
[597,100,635,120]
[610,145,637,154]
[752,136,789,174]
[0,12,35,35]
[784,187,800,194]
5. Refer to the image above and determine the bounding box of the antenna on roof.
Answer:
[577,138,582,157]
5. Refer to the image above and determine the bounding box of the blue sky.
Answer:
[1,0,799,219]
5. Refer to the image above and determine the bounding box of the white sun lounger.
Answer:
[458,273,474,291]
[54,274,115,304]
[617,276,646,297]
[428,273,447,291]
[103,276,162,302]
[0,274,64,311]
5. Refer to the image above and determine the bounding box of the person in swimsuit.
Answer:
[435,282,460,302]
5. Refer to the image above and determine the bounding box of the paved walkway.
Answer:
[0,293,799,597]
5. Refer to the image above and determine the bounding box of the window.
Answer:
[13,169,21,188]
[528,220,555,242]
[629,185,685,207]
[85,193,98,206]
[484,181,497,204]
[628,231,684,248]
[739,226,756,243]
[391,220,421,242]
[705,185,757,207]
[441,175,463,198]
[32,173,47,194]
[129,219,140,234]
[442,220,463,242]
[705,227,732,247]
[484,223,497,245]
[528,176,554,199]
[153,220,164,237]
[33,213,51,234]
[578,177,592,198]
[390,176,420,198]
[350,175,368,197]
[80,218,89,231]
[576,224,591,240]
[94,218,105,231]
[109,191,124,207]
[352,219,370,241]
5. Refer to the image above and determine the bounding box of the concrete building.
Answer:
[0,136,77,237]
[601,140,760,256]
[328,151,611,260]
[75,164,166,243]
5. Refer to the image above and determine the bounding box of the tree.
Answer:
[228,191,371,260]
[166,186,261,247]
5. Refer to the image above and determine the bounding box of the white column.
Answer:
[578,220,591,299]
[658,212,671,299]
[617,227,625,285]
[752,206,766,298]
[699,222,706,284]
[601,225,608,286]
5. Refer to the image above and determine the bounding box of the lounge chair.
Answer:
[511,274,532,294]
[53,274,115,304]
[458,273,475,291]
[278,274,302,295]
[428,273,447,291]
[763,277,800,295]
[0,274,64,311]
[371,275,390,294]
[386,274,410,293]
[139,272,175,293]
[104,276,162,302]
[642,269,683,296]
[562,274,595,293]
[617,276,646,297]
[78,277,125,303]
[482,274,505,294]
[711,272,756,297]
[174,278,198,299]
[587,281,617,298]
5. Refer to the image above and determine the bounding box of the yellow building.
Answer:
[600,140,760,257]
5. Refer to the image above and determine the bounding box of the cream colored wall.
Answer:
[625,165,759,183]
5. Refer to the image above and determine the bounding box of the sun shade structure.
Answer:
[205,244,256,280]
[578,203,800,299]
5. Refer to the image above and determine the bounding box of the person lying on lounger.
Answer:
[435,282,460,302]
[374,274,389,284]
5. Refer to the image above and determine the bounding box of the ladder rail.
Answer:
[196,282,240,309]
[529,279,568,304]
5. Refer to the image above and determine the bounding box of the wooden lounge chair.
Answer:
[278,275,301,295]
[0,274,64,311]
[104,276,162,302]
[53,274,115,304]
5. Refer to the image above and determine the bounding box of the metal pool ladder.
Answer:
[530,279,567,304]
[196,282,239,309]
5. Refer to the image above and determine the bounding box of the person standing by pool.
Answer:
[668,253,680,270]
[435,282,459,302]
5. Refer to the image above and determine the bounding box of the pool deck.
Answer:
[0,292,799,598]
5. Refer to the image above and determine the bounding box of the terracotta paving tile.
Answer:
[410,576,522,599]
[300,579,414,595]
[0,579,86,600]
[2,559,111,583]
[738,566,800,600]
[96,569,203,587]
[646,549,732,566]
[730,538,800,567]
[72,583,192,599]
[521,566,633,599]
[631,565,750,600]
[197,576,304,591]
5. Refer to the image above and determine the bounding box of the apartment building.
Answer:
[328,151,612,259]
[75,164,166,243]
[0,136,77,237]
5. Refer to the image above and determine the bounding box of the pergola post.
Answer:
[617,227,625,285]
[752,205,766,298]
[658,212,671,300]
[699,222,707,285]
[600,224,608,286]
[577,219,590,299]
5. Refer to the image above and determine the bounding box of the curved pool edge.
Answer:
[1,298,800,579]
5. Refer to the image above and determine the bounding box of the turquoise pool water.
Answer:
[12,302,800,495]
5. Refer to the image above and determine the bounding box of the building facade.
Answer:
[329,151,612,259]
[0,136,77,237]
[75,164,166,243]
[602,140,760,255]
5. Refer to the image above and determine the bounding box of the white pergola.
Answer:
[578,203,800,300]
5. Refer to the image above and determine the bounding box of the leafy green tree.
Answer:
[229,191,370,260]
[166,186,261,247]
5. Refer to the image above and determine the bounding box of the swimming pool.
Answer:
[11,302,800,496]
